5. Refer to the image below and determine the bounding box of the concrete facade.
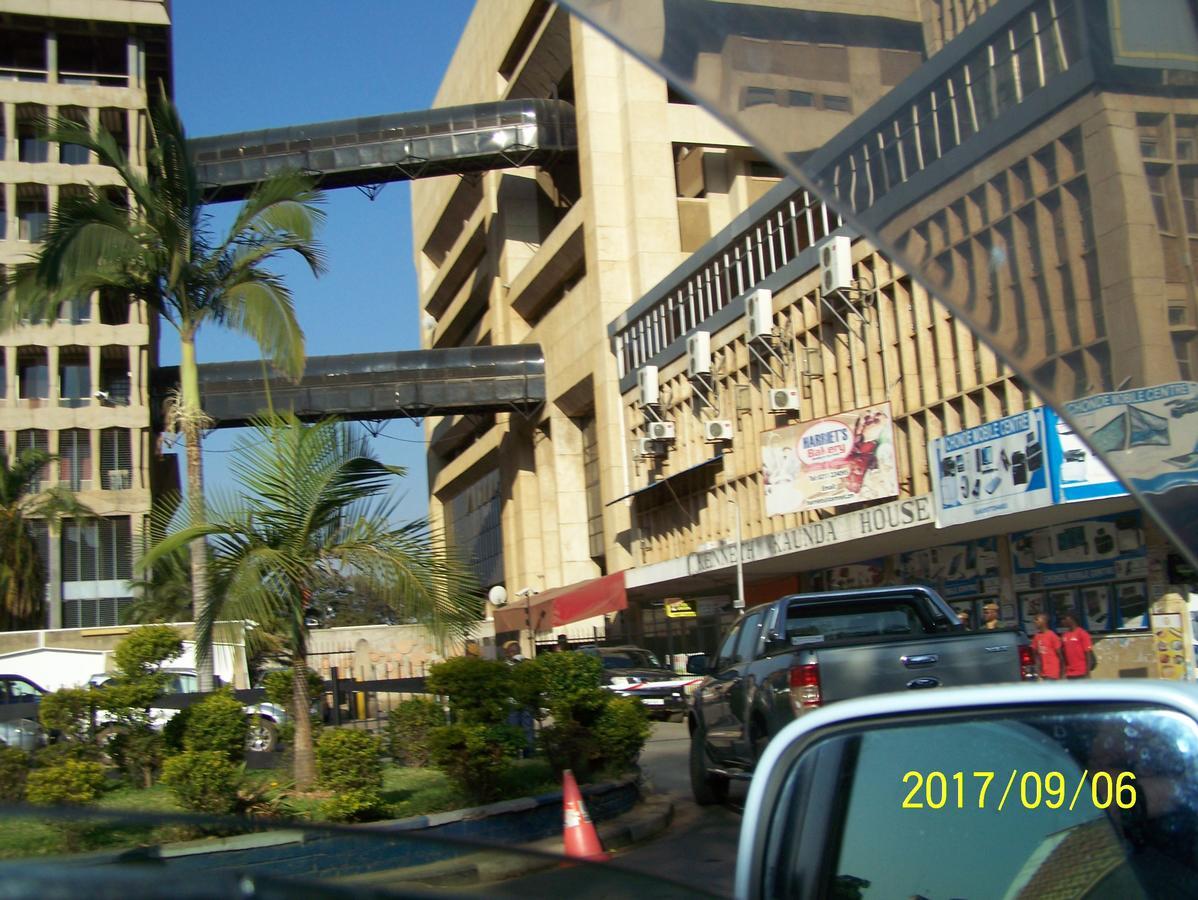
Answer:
[0,0,170,628]
[414,1,929,654]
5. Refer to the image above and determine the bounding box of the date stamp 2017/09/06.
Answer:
[901,770,1137,811]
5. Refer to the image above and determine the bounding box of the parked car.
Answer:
[578,645,691,720]
[0,675,47,752]
[89,669,288,752]
[688,585,1033,804]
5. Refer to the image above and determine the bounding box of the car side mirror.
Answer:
[686,655,710,675]
[736,684,1198,900]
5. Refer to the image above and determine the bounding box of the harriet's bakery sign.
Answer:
[687,494,934,574]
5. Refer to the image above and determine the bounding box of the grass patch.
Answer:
[0,758,564,860]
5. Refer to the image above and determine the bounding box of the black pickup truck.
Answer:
[687,585,1033,804]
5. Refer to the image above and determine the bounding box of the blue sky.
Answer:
[169,1,477,523]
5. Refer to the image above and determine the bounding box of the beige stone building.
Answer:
[413,0,928,652]
[0,0,170,627]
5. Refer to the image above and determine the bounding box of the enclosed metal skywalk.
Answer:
[153,345,546,429]
[190,99,577,202]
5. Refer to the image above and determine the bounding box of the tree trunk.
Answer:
[292,657,316,789]
[180,336,214,693]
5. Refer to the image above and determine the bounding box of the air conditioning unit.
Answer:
[769,387,802,413]
[819,235,853,294]
[703,419,734,442]
[636,437,662,458]
[686,331,712,378]
[647,421,676,441]
[745,288,773,341]
[637,366,660,408]
[106,469,131,490]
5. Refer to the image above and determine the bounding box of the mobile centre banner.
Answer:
[761,403,898,516]
[929,408,1053,527]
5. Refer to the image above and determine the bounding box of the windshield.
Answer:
[599,649,663,669]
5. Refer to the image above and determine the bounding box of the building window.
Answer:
[1175,334,1197,381]
[741,86,776,109]
[17,184,48,242]
[822,94,852,113]
[99,108,129,161]
[63,597,133,629]
[787,90,814,108]
[1146,167,1172,232]
[61,516,132,582]
[100,428,133,490]
[1181,172,1198,235]
[0,29,47,82]
[99,288,131,325]
[17,348,49,402]
[59,106,90,164]
[580,416,604,563]
[446,470,503,590]
[58,294,91,324]
[99,347,132,405]
[15,430,49,492]
[59,428,91,491]
[58,346,90,408]
[16,104,48,163]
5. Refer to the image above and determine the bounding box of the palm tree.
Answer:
[0,92,325,689]
[0,450,93,630]
[140,413,481,787]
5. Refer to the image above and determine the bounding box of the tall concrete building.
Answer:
[0,0,171,627]
[413,0,928,651]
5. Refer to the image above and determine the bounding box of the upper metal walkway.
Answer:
[153,345,546,429]
[190,99,577,202]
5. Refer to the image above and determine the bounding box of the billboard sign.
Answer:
[1044,408,1126,502]
[929,408,1053,527]
[1062,382,1198,496]
[762,403,898,516]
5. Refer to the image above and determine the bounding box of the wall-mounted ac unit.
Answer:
[819,235,853,294]
[637,366,660,407]
[636,437,662,458]
[647,421,676,441]
[703,419,734,443]
[106,469,131,490]
[745,288,773,341]
[686,330,712,378]
[768,387,802,413]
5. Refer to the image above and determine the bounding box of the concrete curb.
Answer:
[338,793,675,888]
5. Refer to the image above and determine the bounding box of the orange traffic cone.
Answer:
[562,769,609,862]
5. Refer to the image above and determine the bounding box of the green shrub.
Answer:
[38,688,98,743]
[385,698,445,766]
[0,747,30,801]
[537,719,599,780]
[533,652,603,706]
[32,740,102,767]
[426,657,513,725]
[184,689,249,761]
[112,625,185,680]
[25,759,106,806]
[162,706,191,753]
[593,697,650,773]
[160,750,241,815]
[103,726,165,787]
[315,729,383,792]
[320,788,381,823]
[428,723,524,804]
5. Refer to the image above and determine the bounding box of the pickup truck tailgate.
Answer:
[811,632,1021,702]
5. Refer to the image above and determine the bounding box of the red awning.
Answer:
[493,572,627,634]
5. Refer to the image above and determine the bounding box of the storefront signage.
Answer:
[762,403,898,516]
[686,494,934,575]
[898,537,1002,600]
[929,408,1054,527]
[1043,409,1126,503]
[664,599,697,618]
[1063,381,1198,495]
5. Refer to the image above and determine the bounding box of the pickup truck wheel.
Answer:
[690,732,729,806]
[245,718,279,753]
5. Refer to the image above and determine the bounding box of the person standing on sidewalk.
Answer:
[1060,613,1096,680]
[1031,613,1064,680]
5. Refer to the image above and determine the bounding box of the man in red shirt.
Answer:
[1031,613,1063,680]
[1060,613,1095,679]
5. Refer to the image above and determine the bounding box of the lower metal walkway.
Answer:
[153,345,545,429]
[190,99,577,202]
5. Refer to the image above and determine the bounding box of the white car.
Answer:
[88,669,288,753]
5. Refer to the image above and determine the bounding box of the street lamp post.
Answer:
[729,498,745,614]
